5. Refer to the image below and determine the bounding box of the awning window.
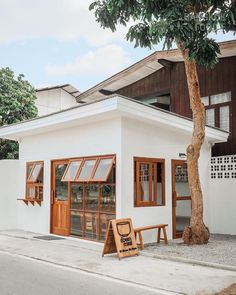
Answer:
[28,162,43,182]
[92,157,115,182]
[76,159,97,181]
[61,160,82,181]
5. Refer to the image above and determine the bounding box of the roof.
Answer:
[36,84,80,98]
[76,39,236,103]
[0,95,228,144]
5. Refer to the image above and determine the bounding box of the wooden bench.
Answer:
[134,224,168,250]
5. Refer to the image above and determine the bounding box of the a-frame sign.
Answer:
[102,218,139,259]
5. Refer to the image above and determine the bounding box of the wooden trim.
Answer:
[61,159,83,182]
[134,157,165,207]
[171,159,191,239]
[75,157,98,182]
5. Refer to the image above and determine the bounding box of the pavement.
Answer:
[0,230,236,295]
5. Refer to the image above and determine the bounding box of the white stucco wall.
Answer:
[0,160,19,230]
[16,114,213,242]
[35,88,78,116]
[18,118,122,234]
[120,118,211,242]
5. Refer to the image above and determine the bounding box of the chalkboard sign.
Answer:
[102,218,139,259]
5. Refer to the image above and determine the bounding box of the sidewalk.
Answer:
[0,230,236,295]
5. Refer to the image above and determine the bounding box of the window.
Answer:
[26,161,44,201]
[134,157,165,207]
[202,92,231,132]
[61,160,82,181]
[61,156,115,182]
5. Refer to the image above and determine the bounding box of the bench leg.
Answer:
[157,228,161,243]
[162,227,168,245]
[138,232,144,250]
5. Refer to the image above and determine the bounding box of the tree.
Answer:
[0,67,38,159]
[90,0,235,244]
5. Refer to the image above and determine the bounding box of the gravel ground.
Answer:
[144,234,236,267]
[215,284,236,295]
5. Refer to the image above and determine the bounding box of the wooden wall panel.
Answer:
[117,56,236,157]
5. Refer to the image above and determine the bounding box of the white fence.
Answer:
[0,160,19,230]
[209,155,236,235]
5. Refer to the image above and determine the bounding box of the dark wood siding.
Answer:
[117,56,236,157]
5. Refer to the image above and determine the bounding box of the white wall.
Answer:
[35,88,78,116]
[16,115,213,242]
[208,155,236,235]
[120,118,211,243]
[18,118,122,234]
[0,160,19,230]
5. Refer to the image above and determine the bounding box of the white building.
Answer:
[35,84,80,116]
[0,95,229,243]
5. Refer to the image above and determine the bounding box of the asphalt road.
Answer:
[0,252,165,295]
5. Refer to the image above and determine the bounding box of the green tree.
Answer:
[0,67,38,159]
[90,0,235,244]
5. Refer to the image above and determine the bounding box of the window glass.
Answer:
[100,185,115,212]
[71,184,83,210]
[93,158,113,181]
[71,211,83,237]
[206,109,215,127]
[85,184,99,211]
[220,106,230,132]
[99,213,115,241]
[201,96,209,106]
[156,163,164,205]
[84,212,97,240]
[62,160,82,181]
[211,92,231,105]
[55,164,68,201]
[135,158,165,207]
[28,163,43,182]
[77,159,96,181]
[139,163,151,202]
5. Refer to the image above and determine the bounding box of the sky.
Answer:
[0,0,235,92]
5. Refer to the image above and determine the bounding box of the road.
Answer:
[0,252,167,295]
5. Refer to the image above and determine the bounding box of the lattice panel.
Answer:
[211,155,236,179]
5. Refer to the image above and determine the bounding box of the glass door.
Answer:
[51,160,70,236]
[172,160,191,239]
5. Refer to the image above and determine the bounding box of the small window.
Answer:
[134,157,165,207]
[62,160,82,181]
[206,109,215,127]
[92,157,115,181]
[211,92,231,105]
[26,161,44,201]
[76,159,96,181]
[220,106,230,132]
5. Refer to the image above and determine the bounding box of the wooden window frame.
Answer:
[134,157,165,207]
[18,161,44,206]
[61,159,83,182]
[91,156,115,182]
[63,155,116,183]
[204,91,232,134]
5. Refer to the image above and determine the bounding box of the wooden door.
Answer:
[172,160,192,239]
[51,160,70,236]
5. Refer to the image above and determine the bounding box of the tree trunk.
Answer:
[178,43,210,245]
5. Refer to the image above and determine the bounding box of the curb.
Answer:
[141,251,236,272]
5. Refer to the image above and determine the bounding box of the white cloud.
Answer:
[0,0,129,46]
[45,44,131,77]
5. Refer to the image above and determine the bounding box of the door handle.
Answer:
[51,190,55,205]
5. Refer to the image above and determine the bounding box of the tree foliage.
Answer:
[90,0,235,68]
[0,67,38,159]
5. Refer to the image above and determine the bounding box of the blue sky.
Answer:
[0,0,235,92]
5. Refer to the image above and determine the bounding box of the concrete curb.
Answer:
[141,251,236,272]
[0,249,185,295]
